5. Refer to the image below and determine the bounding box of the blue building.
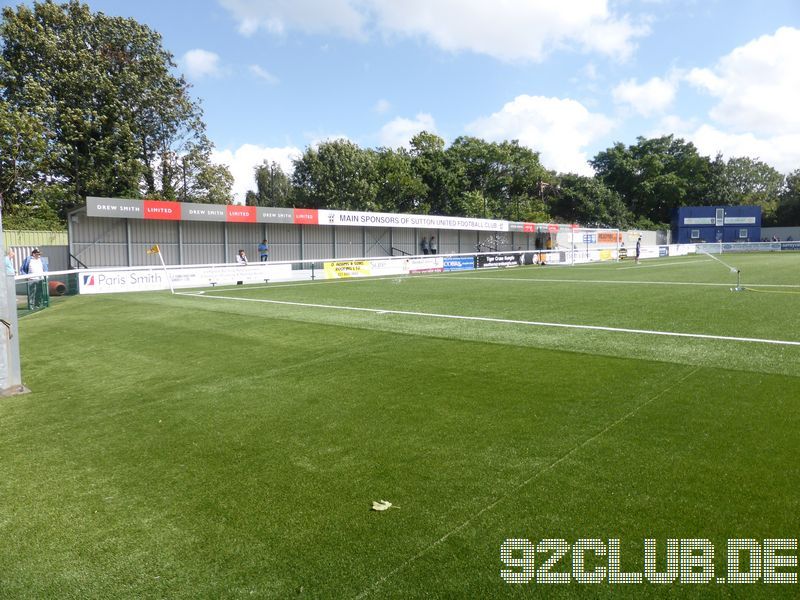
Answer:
[672,206,761,244]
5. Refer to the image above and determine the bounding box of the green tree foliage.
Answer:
[247,161,291,207]
[776,169,800,226]
[291,139,377,210]
[551,174,632,227]
[720,156,784,224]
[591,135,713,225]
[446,137,551,222]
[372,148,427,213]
[409,131,462,216]
[0,0,232,225]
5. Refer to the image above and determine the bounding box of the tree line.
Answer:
[2,1,799,231]
[249,134,800,228]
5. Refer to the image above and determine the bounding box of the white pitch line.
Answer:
[615,259,714,270]
[352,365,702,599]
[427,275,800,289]
[177,292,800,347]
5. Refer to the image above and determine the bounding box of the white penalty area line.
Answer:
[176,291,800,347]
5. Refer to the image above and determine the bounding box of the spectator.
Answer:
[635,236,642,264]
[20,248,48,308]
[420,236,429,255]
[258,239,269,262]
[4,248,15,275]
[429,236,437,255]
[236,249,248,265]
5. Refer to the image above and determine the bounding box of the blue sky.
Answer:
[4,0,800,202]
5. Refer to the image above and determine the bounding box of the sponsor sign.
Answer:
[724,216,756,224]
[407,256,444,273]
[659,246,669,257]
[597,232,622,243]
[87,197,297,224]
[323,260,371,278]
[78,263,292,294]
[226,205,256,223]
[443,256,475,271]
[318,209,508,232]
[683,217,716,225]
[477,253,522,268]
[143,200,181,220]
[368,259,407,277]
[184,204,227,221]
[293,208,318,225]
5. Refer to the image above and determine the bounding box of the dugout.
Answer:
[68,197,585,268]
[672,205,761,244]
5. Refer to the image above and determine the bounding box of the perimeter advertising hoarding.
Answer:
[78,263,292,294]
[443,256,475,271]
[477,253,522,268]
[322,259,407,279]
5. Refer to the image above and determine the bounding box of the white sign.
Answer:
[724,216,756,224]
[317,209,508,232]
[683,217,715,225]
[78,263,293,294]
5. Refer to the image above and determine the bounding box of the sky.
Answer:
[4,0,800,203]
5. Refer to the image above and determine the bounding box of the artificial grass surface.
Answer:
[1,254,799,598]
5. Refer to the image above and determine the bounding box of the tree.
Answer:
[0,98,48,208]
[551,174,632,227]
[247,161,291,207]
[776,169,800,226]
[291,139,377,210]
[591,135,713,225]
[0,0,232,222]
[371,148,427,213]
[409,131,463,216]
[721,157,784,224]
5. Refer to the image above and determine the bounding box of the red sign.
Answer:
[143,200,181,220]
[523,223,536,232]
[293,208,319,225]
[226,205,256,223]
[547,224,560,233]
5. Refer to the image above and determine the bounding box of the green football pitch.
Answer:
[2,253,799,598]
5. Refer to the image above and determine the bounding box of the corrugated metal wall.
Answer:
[68,208,539,267]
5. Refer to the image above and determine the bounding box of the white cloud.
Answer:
[219,0,366,38]
[181,49,222,79]
[373,98,392,114]
[672,124,800,175]
[211,144,301,203]
[249,64,279,84]
[612,75,678,116]
[466,95,614,175]
[219,0,649,62]
[685,27,800,136]
[378,113,436,149]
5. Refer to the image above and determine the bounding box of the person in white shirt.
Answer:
[236,249,248,265]
[20,248,48,308]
